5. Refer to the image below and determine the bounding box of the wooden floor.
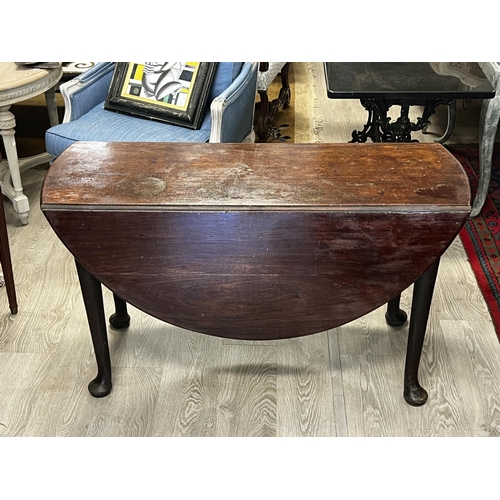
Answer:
[1,63,500,437]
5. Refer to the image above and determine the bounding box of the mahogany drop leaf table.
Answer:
[41,142,471,406]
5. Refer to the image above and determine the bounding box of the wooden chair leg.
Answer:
[0,192,18,314]
[279,62,291,109]
[255,63,292,142]
[257,89,270,142]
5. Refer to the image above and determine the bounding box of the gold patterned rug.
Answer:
[255,62,318,144]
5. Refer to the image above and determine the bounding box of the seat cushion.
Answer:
[46,101,212,157]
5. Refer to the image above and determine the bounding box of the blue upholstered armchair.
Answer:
[45,62,259,157]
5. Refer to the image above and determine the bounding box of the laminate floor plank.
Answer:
[0,353,54,436]
[21,306,105,436]
[216,344,277,437]
[405,318,474,437]
[150,327,223,437]
[339,304,475,436]
[276,333,335,436]
[107,300,177,370]
[0,244,78,354]
[440,319,500,437]
[327,329,349,436]
[433,238,492,323]
[85,366,163,437]
[340,352,407,437]
[336,306,393,357]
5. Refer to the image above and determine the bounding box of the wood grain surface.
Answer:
[41,141,470,339]
[41,141,470,210]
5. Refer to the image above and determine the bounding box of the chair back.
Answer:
[208,62,244,101]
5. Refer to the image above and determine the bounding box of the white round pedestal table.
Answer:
[0,63,62,224]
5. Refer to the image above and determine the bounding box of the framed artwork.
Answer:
[104,62,217,129]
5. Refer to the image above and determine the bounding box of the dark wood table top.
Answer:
[42,141,470,211]
[41,141,470,340]
[324,62,495,100]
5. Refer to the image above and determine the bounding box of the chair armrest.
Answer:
[209,62,258,143]
[60,62,116,123]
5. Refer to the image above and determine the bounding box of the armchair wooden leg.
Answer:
[255,63,292,142]
[279,62,291,109]
[257,89,270,142]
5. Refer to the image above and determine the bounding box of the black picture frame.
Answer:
[104,62,217,130]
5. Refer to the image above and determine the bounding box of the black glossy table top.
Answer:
[325,62,495,100]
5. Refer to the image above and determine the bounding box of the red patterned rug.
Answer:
[447,144,500,341]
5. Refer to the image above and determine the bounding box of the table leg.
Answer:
[109,293,130,329]
[352,98,454,144]
[351,99,392,142]
[385,295,407,326]
[74,259,113,398]
[403,258,440,406]
[44,86,60,127]
[0,188,18,314]
[351,99,418,142]
[0,105,30,225]
[422,100,457,144]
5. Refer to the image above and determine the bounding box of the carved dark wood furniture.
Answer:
[256,63,291,142]
[0,183,18,315]
[41,142,470,406]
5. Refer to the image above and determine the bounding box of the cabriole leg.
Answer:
[75,259,112,398]
[109,293,130,329]
[385,294,407,326]
[403,258,440,406]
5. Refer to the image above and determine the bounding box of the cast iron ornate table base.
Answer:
[350,98,455,143]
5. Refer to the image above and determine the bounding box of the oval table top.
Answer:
[42,141,471,340]
[0,62,62,106]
